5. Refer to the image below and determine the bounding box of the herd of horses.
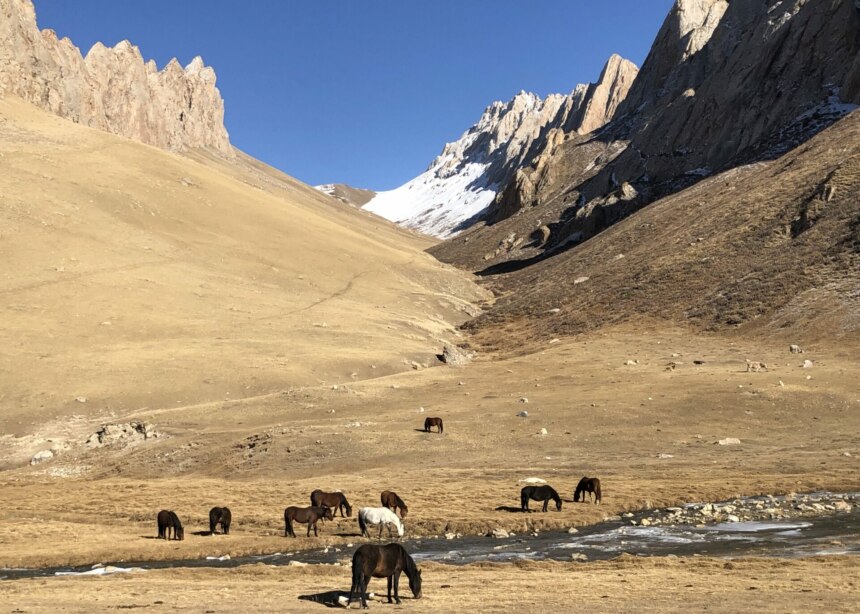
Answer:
[153,444,600,608]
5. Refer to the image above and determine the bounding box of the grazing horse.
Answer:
[520,485,563,512]
[284,506,334,538]
[380,491,408,519]
[348,543,422,609]
[574,477,602,504]
[157,510,184,540]
[209,506,232,534]
[310,489,352,517]
[358,507,405,539]
[424,417,443,433]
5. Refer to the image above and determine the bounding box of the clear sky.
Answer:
[34,1,674,190]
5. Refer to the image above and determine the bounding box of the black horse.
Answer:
[310,490,352,517]
[574,477,602,504]
[424,417,443,433]
[520,485,562,512]
[284,505,334,538]
[348,543,422,609]
[209,506,232,534]
[157,510,184,540]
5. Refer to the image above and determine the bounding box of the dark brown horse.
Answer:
[520,485,562,512]
[284,505,333,537]
[380,491,408,518]
[157,510,184,540]
[209,506,232,534]
[574,477,602,504]
[424,417,443,433]
[310,490,352,517]
[348,543,422,609]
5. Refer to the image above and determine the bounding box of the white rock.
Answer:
[30,449,54,465]
[789,344,803,354]
[517,411,529,418]
[625,359,639,366]
[519,397,529,403]
[75,396,87,403]
[657,453,674,459]
[491,528,509,539]
[802,360,814,369]
[570,553,588,561]
[567,527,579,534]
[574,276,590,285]
[639,518,651,526]
[726,515,740,523]
[445,532,456,540]
[717,438,741,446]
[539,428,548,436]
[288,561,308,567]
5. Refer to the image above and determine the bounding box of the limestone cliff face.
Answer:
[433,0,860,270]
[0,0,232,154]
[364,54,638,237]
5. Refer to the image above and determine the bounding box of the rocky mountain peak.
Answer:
[364,54,638,237]
[0,0,232,155]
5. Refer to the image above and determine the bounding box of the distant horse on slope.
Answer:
[424,417,443,433]
[209,506,232,534]
[157,510,184,540]
[284,506,333,537]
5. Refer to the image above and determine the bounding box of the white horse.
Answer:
[358,507,404,538]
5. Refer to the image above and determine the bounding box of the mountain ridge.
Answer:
[0,0,232,154]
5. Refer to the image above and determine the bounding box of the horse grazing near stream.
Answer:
[520,485,563,512]
[574,477,602,504]
[157,510,184,540]
[380,490,408,518]
[424,417,443,433]
[358,507,405,539]
[209,506,232,535]
[310,490,352,517]
[284,505,334,538]
[348,543,422,609]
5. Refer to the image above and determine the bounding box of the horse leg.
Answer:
[378,523,384,540]
[542,499,548,512]
[393,570,402,604]
[387,575,393,604]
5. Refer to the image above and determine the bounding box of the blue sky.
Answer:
[35,1,674,190]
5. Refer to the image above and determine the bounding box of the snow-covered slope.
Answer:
[364,55,638,238]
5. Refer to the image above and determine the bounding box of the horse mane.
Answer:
[402,547,417,577]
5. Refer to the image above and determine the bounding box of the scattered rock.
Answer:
[490,528,509,539]
[445,532,456,540]
[573,276,590,285]
[639,518,651,527]
[570,553,588,562]
[519,397,529,403]
[567,527,579,534]
[30,449,54,465]
[745,361,767,372]
[517,410,529,418]
[726,515,740,523]
[802,360,814,369]
[549,338,561,344]
[624,359,639,366]
[790,345,804,354]
[657,453,674,459]
[287,561,308,567]
[833,501,852,512]
[717,438,741,446]
[75,396,87,403]
[538,428,548,436]
[441,344,474,366]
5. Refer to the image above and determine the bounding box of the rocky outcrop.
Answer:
[433,0,860,271]
[363,55,638,237]
[315,184,376,207]
[86,422,162,448]
[0,0,232,154]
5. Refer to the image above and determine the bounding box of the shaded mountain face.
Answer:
[363,55,639,238]
[433,0,860,271]
[0,0,232,154]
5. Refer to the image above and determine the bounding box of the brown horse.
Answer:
[209,506,232,534]
[348,543,422,609]
[284,505,333,537]
[380,491,408,518]
[574,477,601,504]
[424,417,443,433]
[310,490,352,517]
[157,510,184,540]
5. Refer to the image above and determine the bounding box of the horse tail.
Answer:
[358,510,368,537]
[349,550,364,605]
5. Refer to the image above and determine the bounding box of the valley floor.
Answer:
[1,328,858,610]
